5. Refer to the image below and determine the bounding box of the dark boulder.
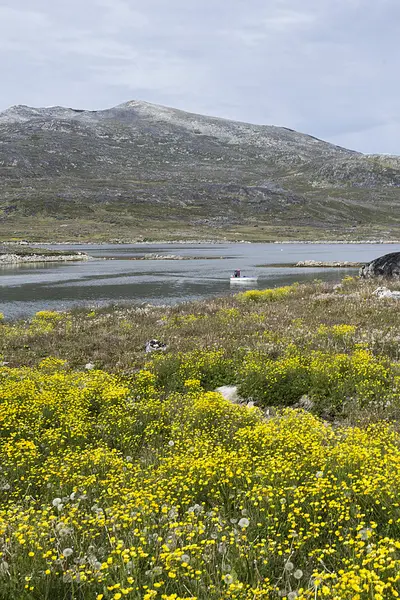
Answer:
[360,252,400,278]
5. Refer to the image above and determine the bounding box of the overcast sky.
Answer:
[0,0,399,154]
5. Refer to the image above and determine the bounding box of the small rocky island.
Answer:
[126,253,223,261]
[0,243,89,264]
[295,260,362,268]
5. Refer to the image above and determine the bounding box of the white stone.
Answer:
[215,385,241,403]
[373,286,400,299]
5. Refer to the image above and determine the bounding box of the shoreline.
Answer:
[258,260,363,268]
[276,240,400,245]
[107,254,225,261]
[0,253,90,265]
[6,239,400,246]
[294,260,363,268]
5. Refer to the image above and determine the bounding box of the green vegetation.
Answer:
[2,276,400,421]
[0,243,82,257]
[4,278,400,598]
[1,211,400,244]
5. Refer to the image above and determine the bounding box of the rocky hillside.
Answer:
[0,100,399,241]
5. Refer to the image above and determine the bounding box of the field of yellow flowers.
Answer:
[2,279,400,599]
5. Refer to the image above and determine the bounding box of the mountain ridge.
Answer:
[0,100,399,242]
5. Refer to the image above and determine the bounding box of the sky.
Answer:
[0,0,399,154]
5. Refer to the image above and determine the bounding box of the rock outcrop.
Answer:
[295,260,362,267]
[360,252,400,278]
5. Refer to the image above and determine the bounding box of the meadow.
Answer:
[2,276,400,599]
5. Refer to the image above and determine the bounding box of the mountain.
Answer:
[1,100,400,241]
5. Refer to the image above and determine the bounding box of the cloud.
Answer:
[261,8,316,31]
[0,6,50,54]
[0,0,399,153]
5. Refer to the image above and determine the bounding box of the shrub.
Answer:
[239,350,311,406]
[238,346,396,416]
[238,284,296,303]
[149,348,239,392]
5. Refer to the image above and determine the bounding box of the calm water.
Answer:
[1,243,398,320]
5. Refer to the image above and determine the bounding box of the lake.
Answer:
[1,242,398,320]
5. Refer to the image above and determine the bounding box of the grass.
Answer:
[1,214,400,244]
[3,277,400,598]
[0,244,82,257]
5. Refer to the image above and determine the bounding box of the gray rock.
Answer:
[294,395,314,411]
[215,386,242,404]
[373,286,400,299]
[360,252,400,278]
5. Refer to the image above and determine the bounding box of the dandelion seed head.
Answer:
[180,554,190,563]
[293,569,303,579]
[238,517,250,529]
[188,503,202,514]
[58,528,71,537]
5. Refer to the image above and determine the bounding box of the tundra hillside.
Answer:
[3,278,400,599]
[1,101,400,242]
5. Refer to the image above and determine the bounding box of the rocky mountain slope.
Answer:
[0,100,399,241]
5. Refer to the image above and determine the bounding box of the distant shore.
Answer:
[294,260,363,268]
[257,260,363,268]
[111,253,224,261]
[18,239,400,245]
[276,240,400,245]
